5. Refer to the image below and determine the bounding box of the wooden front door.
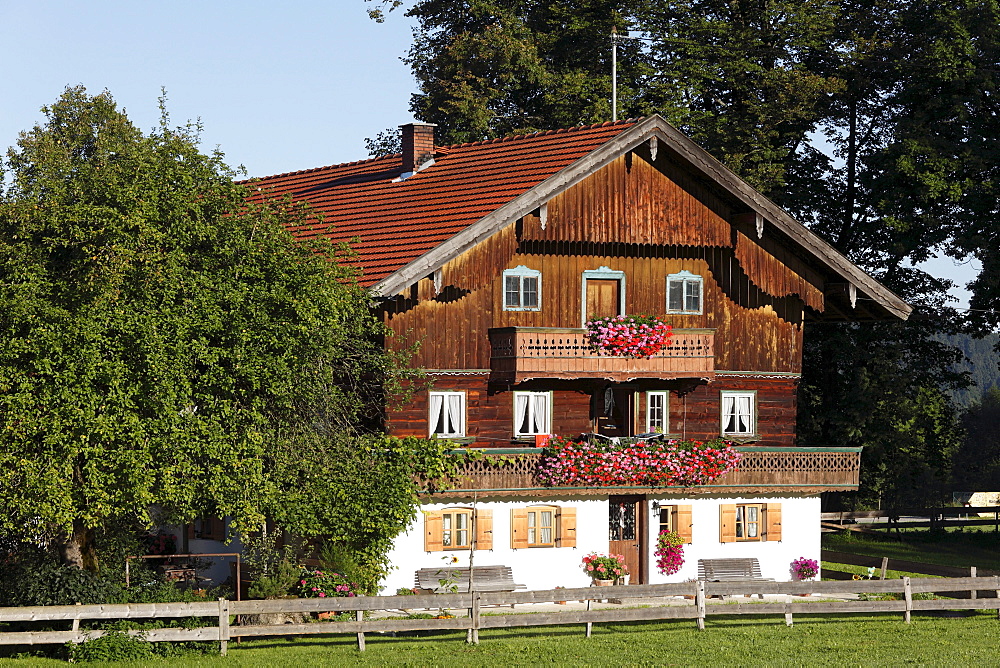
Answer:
[585,278,621,321]
[609,495,646,584]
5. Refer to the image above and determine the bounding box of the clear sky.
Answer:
[0,0,977,306]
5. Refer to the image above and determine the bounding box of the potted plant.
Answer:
[581,553,627,584]
[790,557,819,581]
[654,530,685,576]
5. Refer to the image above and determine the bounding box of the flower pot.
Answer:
[592,579,614,587]
[316,611,334,620]
[616,575,630,586]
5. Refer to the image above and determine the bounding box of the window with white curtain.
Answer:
[502,266,541,311]
[721,391,756,436]
[666,270,703,314]
[513,391,550,437]
[429,391,465,438]
[646,391,668,433]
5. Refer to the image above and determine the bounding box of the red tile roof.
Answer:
[243,121,636,287]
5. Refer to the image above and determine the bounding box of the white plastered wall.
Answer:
[644,495,822,583]
[380,493,822,593]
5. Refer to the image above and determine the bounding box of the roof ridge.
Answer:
[441,118,641,151]
[241,151,402,183]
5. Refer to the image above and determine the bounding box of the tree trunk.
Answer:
[58,520,99,571]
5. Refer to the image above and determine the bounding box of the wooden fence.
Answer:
[821,506,1000,533]
[3,577,1000,654]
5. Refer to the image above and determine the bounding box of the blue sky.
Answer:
[1,1,977,305]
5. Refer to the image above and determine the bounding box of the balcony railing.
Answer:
[488,327,715,382]
[433,448,861,496]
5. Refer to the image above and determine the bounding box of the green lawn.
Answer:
[823,528,1000,571]
[4,614,1000,667]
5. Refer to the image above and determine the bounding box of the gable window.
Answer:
[721,391,756,437]
[720,503,781,543]
[666,271,703,314]
[429,391,465,438]
[514,391,550,437]
[511,505,576,548]
[423,508,493,551]
[646,391,668,433]
[503,266,541,311]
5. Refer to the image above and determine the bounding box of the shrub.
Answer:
[64,630,154,663]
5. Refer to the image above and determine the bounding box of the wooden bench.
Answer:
[698,558,774,599]
[415,565,527,598]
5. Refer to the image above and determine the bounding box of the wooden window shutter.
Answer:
[423,511,443,552]
[510,508,529,549]
[556,507,577,547]
[186,523,195,540]
[210,517,226,541]
[719,504,737,543]
[673,505,693,544]
[765,503,782,542]
[475,509,493,551]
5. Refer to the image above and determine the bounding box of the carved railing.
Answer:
[436,448,861,495]
[488,327,715,382]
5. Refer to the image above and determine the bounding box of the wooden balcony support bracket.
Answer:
[489,327,716,383]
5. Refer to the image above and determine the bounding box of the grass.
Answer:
[4,613,1000,667]
[823,527,1000,571]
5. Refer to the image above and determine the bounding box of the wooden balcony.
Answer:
[488,327,715,382]
[429,448,861,497]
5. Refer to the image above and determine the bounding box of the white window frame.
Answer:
[513,391,551,437]
[666,270,703,314]
[429,391,466,438]
[721,390,756,437]
[646,391,668,433]
[502,265,541,311]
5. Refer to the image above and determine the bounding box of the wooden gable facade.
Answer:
[248,115,910,493]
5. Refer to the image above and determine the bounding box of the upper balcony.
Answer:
[488,327,715,383]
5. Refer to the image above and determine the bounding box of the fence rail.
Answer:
[2,578,999,653]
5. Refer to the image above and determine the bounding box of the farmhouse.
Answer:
[245,116,909,592]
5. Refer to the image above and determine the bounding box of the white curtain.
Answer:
[735,395,752,433]
[531,393,548,434]
[446,393,464,435]
[430,393,444,435]
[515,393,529,435]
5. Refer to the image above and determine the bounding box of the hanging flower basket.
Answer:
[654,530,685,576]
[585,314,672,358]
[537,435,741,487]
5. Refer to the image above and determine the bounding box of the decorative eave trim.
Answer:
[715,371,802,379]
[420,484,859,499]
[422,368,491,376]
[372,115,910,320]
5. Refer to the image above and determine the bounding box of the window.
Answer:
[719,503,781,543]
[442,510,471,548]
[429,391,465,438]
[646,391,668,433]
[721,391,756,437]
[514,391,550,437]
[187,516,226,541]
[657,504,693,544]
[511,506,576,548]
[666,270,703,314]
[423,508,493,551]
[503,266,541,311]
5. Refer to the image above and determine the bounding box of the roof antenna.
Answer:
[612,26,618,122]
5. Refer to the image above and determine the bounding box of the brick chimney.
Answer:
[400,122,437,173]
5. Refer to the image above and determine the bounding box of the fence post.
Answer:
[585,599,593,638]
[971,567,978,600]
[468,592,480,645]
[218,598,230,656]
[71,602,81,636]
[903,577,912,624]
[995,576,1000,620]
[880,557,888,581]
[696,580,706,631]
[356,610,365,651]
[784,594,793,627]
